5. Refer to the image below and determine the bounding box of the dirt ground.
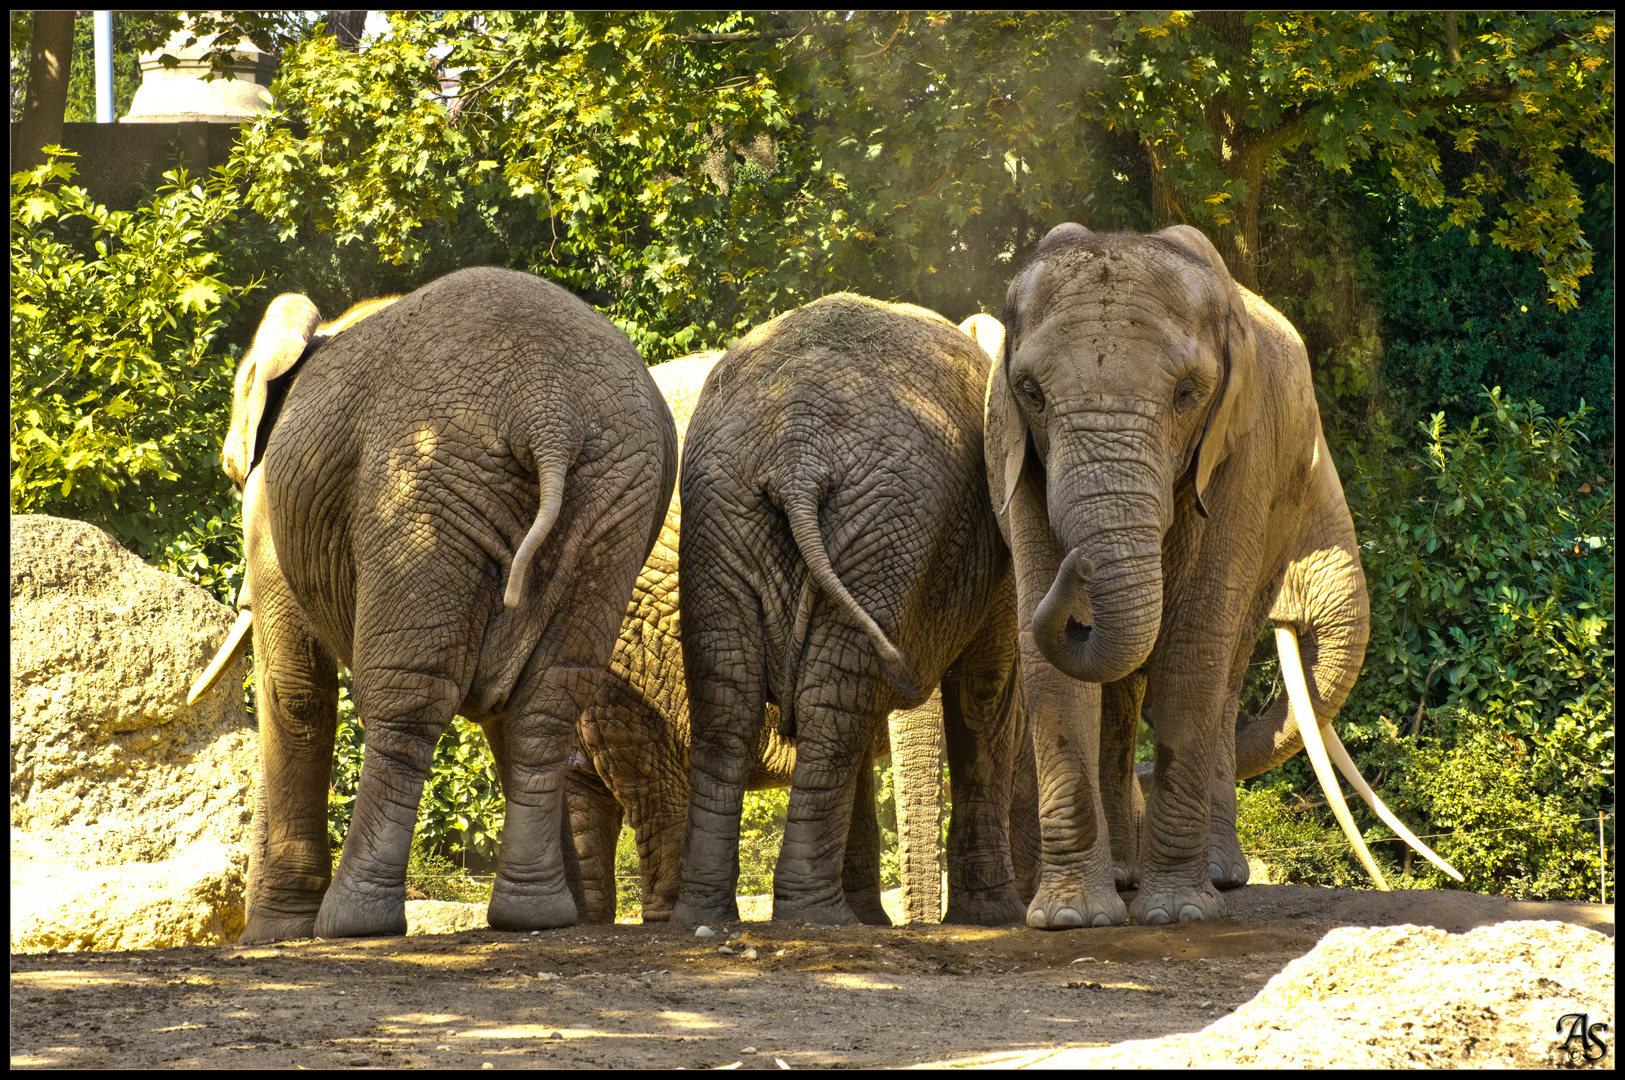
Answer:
[9,885,1612,1070]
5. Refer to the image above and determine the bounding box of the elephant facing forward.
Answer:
[987,224,1456,929]
[673,294,1034,927]
[190,267,675,941]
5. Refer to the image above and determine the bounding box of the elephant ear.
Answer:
[985,335,1029,515]
[957,313,1005,363]
[1156,225,1259,518]
[992,223,1093,514]
[224,294,322,487]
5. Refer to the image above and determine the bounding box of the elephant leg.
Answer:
[1005,481,1124,930]
[241,565,340,944]
[317,558,493,938]
[842,759,891,925]
[564,766,623,924]
[1008,698,1041,907]
[486,584,630,932]
[772,630,882,926]
[942,636,1028,926]
[1131,650,1236,926]
[888,692,944,925]
[1024,661,1122,929]
[1207,682,1249,890]
[1099,672,1148,891]
[672,578,768,925]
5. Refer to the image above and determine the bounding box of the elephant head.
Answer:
[990,224,1262,685]
[188,293,402,706]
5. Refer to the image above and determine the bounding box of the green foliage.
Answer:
[1237,783,1401,889]
[1346,389,1612,752]
[614,821,641,919]
[1384,711,1606,900]
[232,11,800,360]
[737,786,789,896]
[1245,390,1613,898]
[62,12,141,123]
[1371,151,1615,459]
[406,840,493,905]
[9,151,256,560]
[413,721,506,869]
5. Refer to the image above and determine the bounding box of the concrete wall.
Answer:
[10,122,247,210]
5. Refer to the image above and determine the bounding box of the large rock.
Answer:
[1021,920,1614,1069]
[10,515,256,952]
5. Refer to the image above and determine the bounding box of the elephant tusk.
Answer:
[1324,724,1465,882]
[1275,625,1390,891]
[188,608,254,706]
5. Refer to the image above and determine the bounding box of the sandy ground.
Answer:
[9,885,1612,1070]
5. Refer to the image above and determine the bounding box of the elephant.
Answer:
[985,223,1459,929]
[188,267,677,941]
[671,293,1035,927]
[566,350,1038,925]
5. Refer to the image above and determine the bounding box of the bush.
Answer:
[1237,784,1401,889]
[737,787,790,897]
[406,841,493,904]
[10,151,257,566]
[1384,710,1606,900]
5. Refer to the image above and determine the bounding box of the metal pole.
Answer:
[93,12,115,123]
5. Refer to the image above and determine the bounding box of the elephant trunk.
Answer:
[1032,533,1162,685]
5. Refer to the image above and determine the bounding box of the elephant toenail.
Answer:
[1092,912,1113,927]
[1144,908,1171,925]
[1208,862,1222,880]
[1028,908,1049,929]
[1178,904,1203,921]
[1053,907,1084,928]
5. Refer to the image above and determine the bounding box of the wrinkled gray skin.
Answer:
[231,268,676,942]
[987,225,1369,928]
[565,360,1037,923]
[672,295,1034,927]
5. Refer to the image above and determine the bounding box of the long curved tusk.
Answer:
[1324,724,1465,882]
[1275,625,1390,891]
[188,608,254,706]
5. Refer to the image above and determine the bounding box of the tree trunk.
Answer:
[14,11,75,173]
[1195,10,1261,291]
[324,11,368,51]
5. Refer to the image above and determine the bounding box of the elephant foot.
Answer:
[313,881,408,939]
[944,887,1027,926]
[487,879,578,931]
[1208,824,1250,890]
[637,904,673,924]
[670,894,741,926]
[1026,873,1127,930]
[1112,860,1140,892]
[773,897,861,926]
[240,909,318,944]
[1128,876,1226,925]
[845,893,892,926]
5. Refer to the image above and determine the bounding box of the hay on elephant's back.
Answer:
[728,293,956,387]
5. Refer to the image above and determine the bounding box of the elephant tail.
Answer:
[504,454,570,609]
[781,488,916,696]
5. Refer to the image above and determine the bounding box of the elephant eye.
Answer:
[1175,377,1199,413]
[1018,376,1045,412]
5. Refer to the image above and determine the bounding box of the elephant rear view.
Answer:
[673,294,1030,927]
[196,267,676,942]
